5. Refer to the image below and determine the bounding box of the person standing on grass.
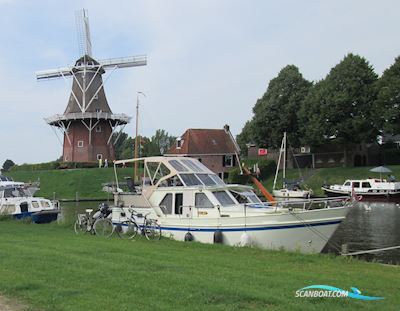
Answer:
[104,159,108,168]
[98,158,103,168]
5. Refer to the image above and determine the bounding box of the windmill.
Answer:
[36,9,146,162]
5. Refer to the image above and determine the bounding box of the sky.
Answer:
[0,0,399,166]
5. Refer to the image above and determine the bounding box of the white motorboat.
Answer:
[110,157,352,253]
[272,133,312,199]
[322,178,400,201]
[0,176,59,223]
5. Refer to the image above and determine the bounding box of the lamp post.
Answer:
[134,91,146,182]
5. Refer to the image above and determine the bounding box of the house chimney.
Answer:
[223,124,230,132]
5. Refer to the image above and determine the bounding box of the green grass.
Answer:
[6,168,136,200]
[0,221,398,310]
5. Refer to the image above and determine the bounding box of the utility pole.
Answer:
[134,92,145,182]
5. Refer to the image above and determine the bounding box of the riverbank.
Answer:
[0,220,398,310]
[6,165,400,200]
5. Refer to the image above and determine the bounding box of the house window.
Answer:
[223,155,234,167]
[77,141,84,147]
[96,154,103,160]
[96,125,102,132]
[176,138,183,149]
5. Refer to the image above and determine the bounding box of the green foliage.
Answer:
[236,121,254,156]
[113,132,129,160]
[251,65,312,148]
[115,129,176,160]
[228,159,276,184]
[9,161,101,172]
[299,53,379,147]
[375,56,400,136]
[2,159,15,172]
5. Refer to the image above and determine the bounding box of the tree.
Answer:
[113,132,129,160]
[299,53,379,147]
[236,121,254,156]
[251,65,312,148]
[375,56,400,136]
[2,159,15,172]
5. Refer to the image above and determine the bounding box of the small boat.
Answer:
[272,133,312,199]
[322,178,400,200]
[110,156,353,253]
[0,176,59,223]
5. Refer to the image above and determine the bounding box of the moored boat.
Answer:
[322,178,400,200]
[110,156,353,253]
[0,178,59,223]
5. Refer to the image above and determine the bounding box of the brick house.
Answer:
[165,125,240,180]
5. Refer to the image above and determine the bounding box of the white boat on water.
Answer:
[322,178,400,200]
[272,133,312,199]
[110,157,353,253]
[0,175,59,223]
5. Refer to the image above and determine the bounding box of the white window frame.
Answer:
[96,154,103,160]
[95,125,102,132]
[224,154,234,167]
[77,140,84,148]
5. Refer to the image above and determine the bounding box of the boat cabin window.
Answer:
[352,182,360,188]
[180,174,203,186]
[209,174,225,185]
[175,193,183,215]
[362,182,371,188]
[181,159,203,172]
[344,181,351,186]
[230,191,262,204]
[32,201,39,208]
[158,175,184,188]
[196,174,216,186]
[3,187,27,198]
[159,193,173,214]
[195,193,214,208]
[213,191,236,207]
[168,160,189,172]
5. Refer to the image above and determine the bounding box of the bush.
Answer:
[383,149,400,165]
[228,159,276,184]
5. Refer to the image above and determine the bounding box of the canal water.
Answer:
[59,200,400,265]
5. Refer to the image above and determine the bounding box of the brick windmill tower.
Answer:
[36,9,146,162]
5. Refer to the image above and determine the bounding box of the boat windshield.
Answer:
[0,176,13,182]
[230,190,262,204]
[213,190,236,206]
[3,187,30,198]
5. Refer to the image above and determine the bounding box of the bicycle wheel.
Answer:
[74,218,87,235]
[93,218,114,238]
[144,219,161,240]
[117,221,138,239]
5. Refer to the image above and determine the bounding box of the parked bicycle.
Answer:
[74,203,114,237]
[117,208,161,240]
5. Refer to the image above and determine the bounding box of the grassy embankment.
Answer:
[7,167,135,200]
[0,220,398,311]
[6,165,400,200]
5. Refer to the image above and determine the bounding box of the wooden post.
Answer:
[341,243,349,255]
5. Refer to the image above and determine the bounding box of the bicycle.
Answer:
[117,208,161,240]
[74,203,114,237]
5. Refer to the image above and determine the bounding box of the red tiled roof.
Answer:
[167,128,238,155]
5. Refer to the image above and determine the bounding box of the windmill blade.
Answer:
[36,67,73,80]
[75,9,92,57]
[98,55,147,69]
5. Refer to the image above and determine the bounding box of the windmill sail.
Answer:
[75,9,92,57]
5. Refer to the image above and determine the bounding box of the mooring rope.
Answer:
[288,209,343,253]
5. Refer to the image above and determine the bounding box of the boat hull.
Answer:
[114,206,349,253]
[322,187,400,201]
[13,210,59,224]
